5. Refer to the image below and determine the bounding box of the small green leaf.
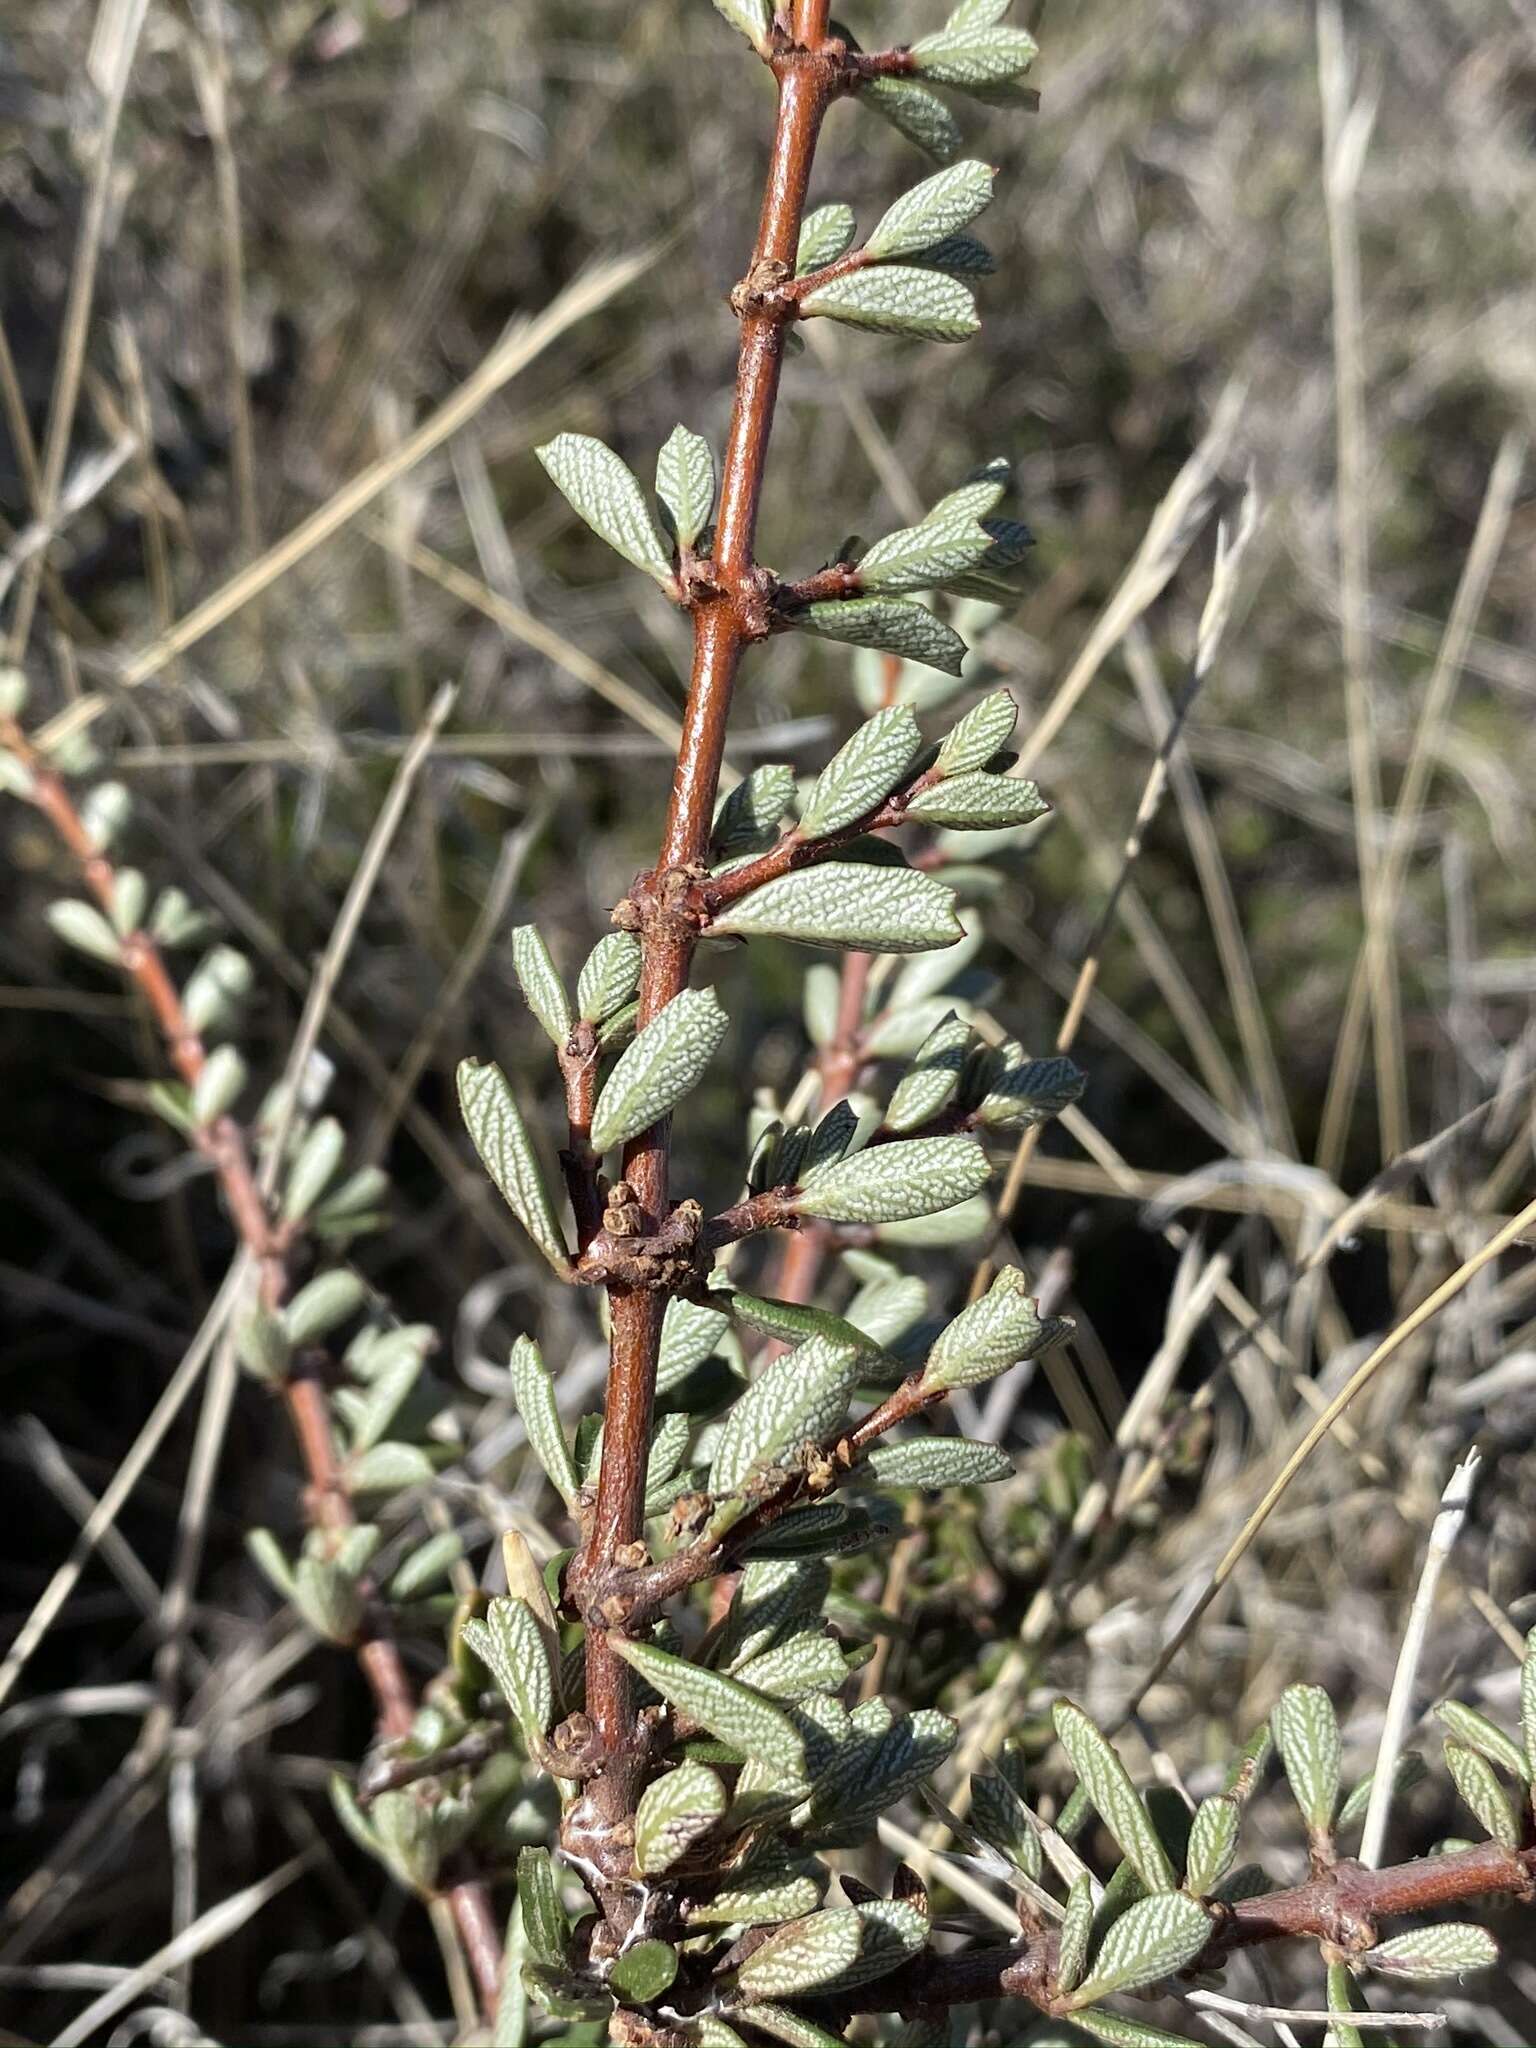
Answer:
[906,771,1047,830]
[797,594,967,675]
[797,203,857,273]
[910,23,1039,90]
[1337,1751,1426,1830]
[922,1267,1070,1390]
[1057,1870,1093,1993]
[977,1048,1087,1128]
[389,1530,464,1600]
[1271,1683,1340,1834]
[1365,1923,1499,1978]
[349,1440,435,1493]
[691,1873,823,1927]
[658,1294,732,1392]
[1053,1699,1176,1892]
[634,1759,727,1875]
[237,1306,292,1383]
[284,1268,368,1347]
[712,862,964,955]
[535,432,673,586]
[794,1132,990,1225]
[1184,1795,1240,1896]
[1070,1890,1210,2004]
[866,160,996,261]
[709,0,772,55]
[1072,2012,1203,2048]
[460,1596,555,1755]
[708,1334,863,1494]
[969,1768,1042,1878]
[510,926,573,1045]
[509,1335,580,1507]
[735,2008,846,2048]
[610,1638,806,1782]
[1523,1626,1536,1781]
[910,233,995,274]
[183,944,252,1034]
[799,705,922,840]
[495,1896,529,2048]
[192,1043,247,1125]
[735,1911,862,1999]
[713,764,796,860]
[935,689,1017,774]
[589,986,728,1152]
[609,1938,678,2004]
[370,1788,440,1893]
[246,1528,297,1600]
[1435,1697,1529,1782]
[800,267,980,344]
[293,1555,364,1642]
[736,1630,850,1701]
[109,866,147,937]
[805,1706,957,1834]
[656,425,716,549]
[48,896,123,967]
[515,1845,567,1968]
[857,514,994,597]
[718,1558,832,1671]
[1444,1740,1519,1847]
[865,1438,1012,1488]
[885,1012,972,1132]
[861,75,962,162]
[457,1059,571,1273]
[284,1117,346,1224]
[577,931,642,1024]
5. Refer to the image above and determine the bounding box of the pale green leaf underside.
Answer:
[1072,1890,1212,2003]
[866,159,996,260]
[510,925,573,1044]
[799,704,922,839]
[861,75,962,163]
[589,985,728,1152]
[865,1437,1013,1487]
[922,1266,1069,1389]
[611,1637,805,1782]
[906,771,1047,830]
[801,265,979,344]
[795,1132,990,1225]
[708,1333,862,1493]
[712,862,964,954]
[577,930,642,1023]
[457,1059,570,1272]
[797,596,967,675]
[536,432,672,584]
[656,424,716,549]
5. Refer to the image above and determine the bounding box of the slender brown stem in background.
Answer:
[573,0,840,1779]
[5,717,503,2016]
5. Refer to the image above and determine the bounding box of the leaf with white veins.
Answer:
[457,1060,570,1272]
[589,986,728,1152]
[536,433,673,585]
[799,706,922,839]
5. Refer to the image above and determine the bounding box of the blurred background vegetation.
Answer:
[3,0,1535,2040]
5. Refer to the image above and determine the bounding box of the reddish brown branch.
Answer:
[570,0,844,1791]
[7,715,502,2016]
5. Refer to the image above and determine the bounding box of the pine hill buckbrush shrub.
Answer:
[3,3,1535,2045]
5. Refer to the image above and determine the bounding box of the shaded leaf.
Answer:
[1058,1870,1093,1993]
[797,203,857,273]
[515,1845,567,1969]
[1435,1697,1529,1782]
[977,1048,1087,1128]
[609,1938,678,2003]
[860,74,962,162]
[713,764,797,860]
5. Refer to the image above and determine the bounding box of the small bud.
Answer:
[191,1043,248,1125]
